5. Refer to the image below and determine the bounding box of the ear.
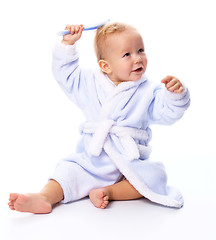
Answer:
[98,60,112,74]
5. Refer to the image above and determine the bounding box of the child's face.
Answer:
[104,29,147,85]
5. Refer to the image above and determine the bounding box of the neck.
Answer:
[107,73,123,86]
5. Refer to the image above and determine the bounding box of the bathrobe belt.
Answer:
[80,119,152,161]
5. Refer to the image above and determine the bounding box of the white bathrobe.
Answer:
[51,41,190,208]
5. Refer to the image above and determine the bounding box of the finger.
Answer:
[65,25,73,33]
[174,86,184,93]
[74,24,80,33]
[166,78,178,88]
[77,25,84,38]
[70,25,76,35]
[65,24,70,30]
[167,81,180,91]
[161,75,173,84]
[79,24,84,32]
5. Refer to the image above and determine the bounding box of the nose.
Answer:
[134,54,142,64]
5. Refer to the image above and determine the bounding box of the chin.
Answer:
[133,75,143,81]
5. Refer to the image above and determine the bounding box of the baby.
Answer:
[8,22,190,213]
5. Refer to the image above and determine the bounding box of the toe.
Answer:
[101,200,109,209]
[10,193,18,201]
[103,196,109,201]
[8,203,15,210]
[100,204,106,209]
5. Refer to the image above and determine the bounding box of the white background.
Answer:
[0,0,216,239]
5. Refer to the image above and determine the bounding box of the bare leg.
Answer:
[8,180,64,214]
[89,179,143,209]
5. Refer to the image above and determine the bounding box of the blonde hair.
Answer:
[94,22,135,61]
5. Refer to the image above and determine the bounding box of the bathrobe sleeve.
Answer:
[52,41,90,109]
[148,84,190,125]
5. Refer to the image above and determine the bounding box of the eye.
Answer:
[123,52,130,58]
[138,48,144,53]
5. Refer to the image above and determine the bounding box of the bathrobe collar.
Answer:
[96,70,148,97]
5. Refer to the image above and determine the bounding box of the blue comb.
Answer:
[57,19,110,36]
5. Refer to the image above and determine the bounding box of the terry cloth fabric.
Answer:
[51,41,190,208]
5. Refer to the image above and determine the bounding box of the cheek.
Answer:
[143,55,148,64]
[118,61,128,72]
[143,57,148,69]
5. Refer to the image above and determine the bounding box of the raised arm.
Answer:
[52,24,90,108]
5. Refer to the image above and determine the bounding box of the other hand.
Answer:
[161,75,183,93]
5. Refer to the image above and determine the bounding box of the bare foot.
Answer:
[8,193,52,214]
[89,188,110,209]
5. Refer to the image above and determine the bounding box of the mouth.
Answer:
[132,67,143,73]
